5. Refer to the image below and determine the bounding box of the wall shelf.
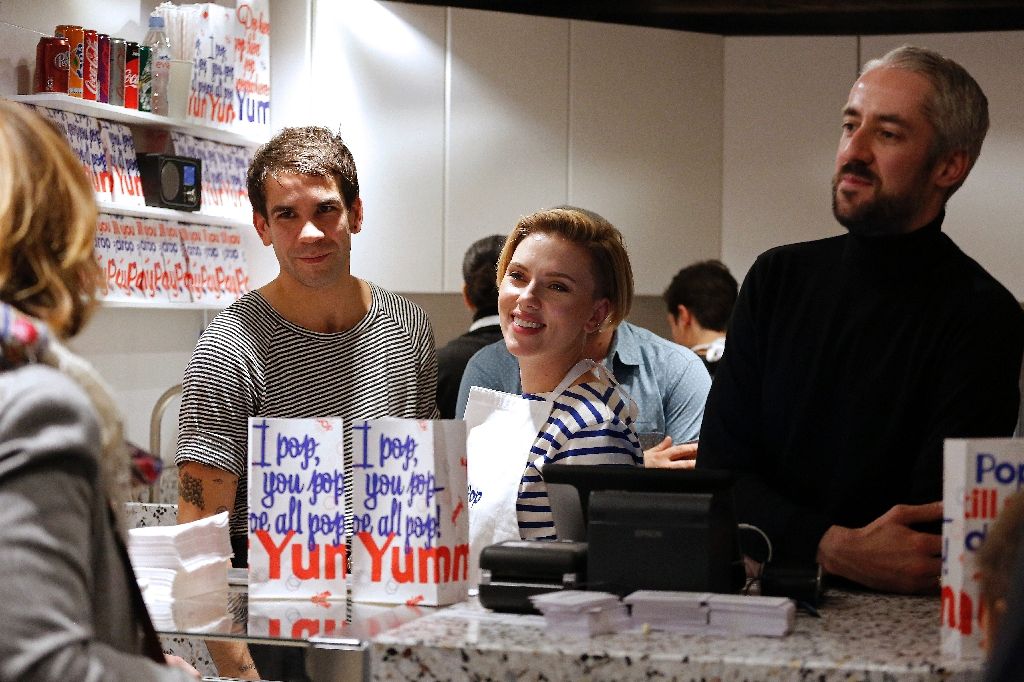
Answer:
[9,93,268,147]
[99,298,232,311]
[96,200,251,229]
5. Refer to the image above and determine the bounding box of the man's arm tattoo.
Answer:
[179,470,205,509]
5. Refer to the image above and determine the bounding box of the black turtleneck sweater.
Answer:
[698,215,1024,565]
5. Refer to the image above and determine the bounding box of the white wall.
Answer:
[722,33,1024,300]
[721,36,856,279]
[305,2,724,295]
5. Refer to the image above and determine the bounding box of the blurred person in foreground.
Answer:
[0,101,197,681]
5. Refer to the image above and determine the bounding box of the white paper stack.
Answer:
[529,590,630,637]
[128,511,233,601]
[624,591,795,637]
[705,594,795,637]
[624,591,711,634]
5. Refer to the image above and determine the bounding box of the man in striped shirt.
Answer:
[174,127,438,570]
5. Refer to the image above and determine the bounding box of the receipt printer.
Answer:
[478,540,587,614]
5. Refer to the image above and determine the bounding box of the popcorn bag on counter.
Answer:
[942,438,1024,659]
[247,416,347,600]
[349,418,469,606]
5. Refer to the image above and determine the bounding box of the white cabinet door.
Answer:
[445,9,571,292]
[569,21,724,295]
[311,0,447,292]
[721,36,858,282]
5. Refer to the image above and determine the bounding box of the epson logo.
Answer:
[633,529,663,539]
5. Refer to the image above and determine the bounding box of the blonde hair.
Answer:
[496,207,633,328]
[0,101,101,338]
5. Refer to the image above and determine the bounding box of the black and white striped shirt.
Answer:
[517,381,643,540]
[175,282,438,537]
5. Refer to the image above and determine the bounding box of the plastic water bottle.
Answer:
[143,14,171,115]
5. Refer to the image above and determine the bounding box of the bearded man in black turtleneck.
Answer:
[698,46,1024,595]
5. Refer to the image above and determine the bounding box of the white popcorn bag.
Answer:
[942,437,1024,659]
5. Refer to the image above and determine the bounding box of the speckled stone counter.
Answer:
[370,591,983,681]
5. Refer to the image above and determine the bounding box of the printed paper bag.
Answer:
[349,418,469,606]
[942,438,1024,658]
[248,417,347,601]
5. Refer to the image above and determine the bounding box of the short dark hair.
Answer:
[246,126,360,219]
[663,260,738,332]
[462,235,505,314]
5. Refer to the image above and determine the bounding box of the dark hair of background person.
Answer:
[663,259,738,332]
[462,235,505,317]
[246,126,360,220]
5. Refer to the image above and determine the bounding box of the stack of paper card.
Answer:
[128,511,233,601]
[624,591,711,634]
[624,591,796,637]
[528,590,630,637]
[706,594,795,637]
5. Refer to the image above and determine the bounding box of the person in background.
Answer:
[435,234,505,418]
[0,101,198,681]
[175,126,438,678]
[698,46,1024,594]
[663,259,738,376]
[979,491,1024,681]
[456,207,711,469]
[466,208,642,545]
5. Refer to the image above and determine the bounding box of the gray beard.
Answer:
[832,178,923,237]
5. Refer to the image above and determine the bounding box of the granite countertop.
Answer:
[370,591,983,681]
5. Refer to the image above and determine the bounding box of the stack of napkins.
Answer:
[529,590,630,637]
[625,590,795,637]
[128,511,233,602]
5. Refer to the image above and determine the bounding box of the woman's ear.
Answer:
[585,298,612,334]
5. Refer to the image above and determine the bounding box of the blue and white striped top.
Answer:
[517,380,643,540]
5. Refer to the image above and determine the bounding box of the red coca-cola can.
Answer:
[97,34,110,103]
[124,41,140,109]
[55,24,84,97]
[33,36,70,94]
[83,29,98,101]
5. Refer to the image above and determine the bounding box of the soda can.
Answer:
[83,29,98,101]
[97,34,110,103]
[109,38,126,106]
[124,41,140,109]
[138,45,152,112]
[55,24,84,97]
[33,36,70,94]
